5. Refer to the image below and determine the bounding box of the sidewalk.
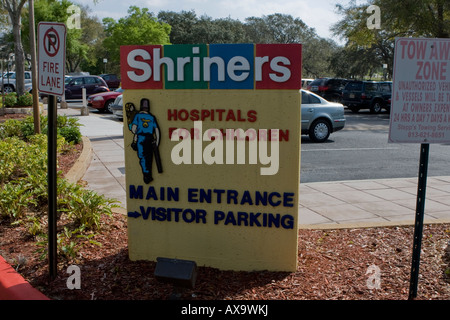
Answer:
[59,106,450,229]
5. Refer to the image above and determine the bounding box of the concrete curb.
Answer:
[65,136,93,184]
[0,256,49,300]
[299,218,450,230]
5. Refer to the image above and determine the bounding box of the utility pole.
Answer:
[29,0,40,134]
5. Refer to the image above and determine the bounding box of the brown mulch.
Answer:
[0,113,449,302]
[0,216,449,301]
[0,112,29,122]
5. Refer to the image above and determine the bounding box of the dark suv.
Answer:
[100,74,120,89]
[342,81,392,113]
[307,78,349,102]
[64,75,109,99]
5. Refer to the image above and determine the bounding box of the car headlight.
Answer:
[93,96,104,101]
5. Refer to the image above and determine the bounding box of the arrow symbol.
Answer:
[128,211,141,218]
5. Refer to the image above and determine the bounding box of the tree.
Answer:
[378,0,449,38]
[22,0,93,73]
[245,14,338,78]
[157,10,249,44]
[332,0,449,79]
[102,6,171,73]
[1,0,27,96]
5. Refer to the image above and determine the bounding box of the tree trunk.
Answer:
[2,0,28,96]
[12,12,25,96]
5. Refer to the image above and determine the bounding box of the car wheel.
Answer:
[309,119,331,143]
[104,100,114,113]
[3,85,14,93]
[371,101,383,114]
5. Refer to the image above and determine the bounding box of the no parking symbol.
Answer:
[38,22,66,96]
[43,28,60,57]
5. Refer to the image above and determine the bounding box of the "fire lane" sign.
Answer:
[38,22,66,96]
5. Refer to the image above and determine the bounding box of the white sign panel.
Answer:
[389,38,450,143]
[38,22,66,96]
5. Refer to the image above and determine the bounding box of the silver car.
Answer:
[111,94,123,119]
[301,89,346,142]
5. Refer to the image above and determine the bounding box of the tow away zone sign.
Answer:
[389,37,450,143]
[38,22,66,96]
[388,37,450,300]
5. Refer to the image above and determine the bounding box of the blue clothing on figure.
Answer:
[131,111,159,183]
[131,112,157,135]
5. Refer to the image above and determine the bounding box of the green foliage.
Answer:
[0,115,119,261]
[0,114,82,143]
[3,92,17,107]
[332,0,450,79]
[17,92,33,106]
[59,126,82,144]
[103,6,171,64]
[58,181,118,230]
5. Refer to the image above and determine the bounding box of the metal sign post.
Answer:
[38,22,66,280]
[408,143,429,299]
[47,95,58,280]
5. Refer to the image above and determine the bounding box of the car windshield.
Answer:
[345,82,362,91]
[365,83,378,92]
[2,72,16,79]
[309,79,325,86]
[114,95,123,105]
[65,77,72,85]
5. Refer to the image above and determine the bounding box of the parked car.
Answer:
[24,82,33,93]
[64,75,109,99]
[301,78,314,89]
[1,71,33,93]
[87,87,123,113]
[301,89,346,142]
[100,74,120,89]
[111,94,123,120]
[307,78,349,102]
[342,80,392,113]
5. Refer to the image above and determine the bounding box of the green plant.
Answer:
[4,92,17,107]
[26,215,43,237]
[1,116,118,262]
[0,119,22,139]
[0,181,37,219]
[59,126,82,144]
[61,182,118,230]
[17,93,33,106]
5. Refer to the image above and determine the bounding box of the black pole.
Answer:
[48,95,58,280]
[408,143,430,300]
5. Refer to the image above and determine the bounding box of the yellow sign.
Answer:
[121,44,302,271]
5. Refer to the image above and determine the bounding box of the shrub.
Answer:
[0,130,119,260]
[0,114,82,143]
[4,92,17,107]
[17,93,33,106]
[59,126,82,144]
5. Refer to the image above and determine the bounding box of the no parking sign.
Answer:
[38,22,66,96]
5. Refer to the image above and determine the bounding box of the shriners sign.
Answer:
[121,44,302,272]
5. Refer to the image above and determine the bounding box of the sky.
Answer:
[75,0,356,44]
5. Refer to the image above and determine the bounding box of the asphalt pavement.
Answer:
[58,105,450,229]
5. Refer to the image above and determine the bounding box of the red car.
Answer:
[87,88,123,113]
